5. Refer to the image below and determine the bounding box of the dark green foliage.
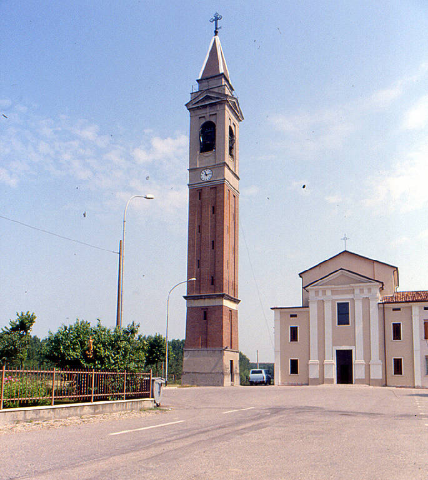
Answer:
[167,339,185,383]
[239,351,251,385]
[43,320,147,371]
[143,333,165,376]
[0,312,36,367]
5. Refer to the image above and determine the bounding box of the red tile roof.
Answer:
[381,291,428,303]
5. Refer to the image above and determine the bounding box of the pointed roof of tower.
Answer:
[199,35,230,82]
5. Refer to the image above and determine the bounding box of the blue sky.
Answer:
[1,1,428,362]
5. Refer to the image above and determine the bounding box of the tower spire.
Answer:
[210,12,222,36]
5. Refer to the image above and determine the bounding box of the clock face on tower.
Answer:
[200,168,213,181]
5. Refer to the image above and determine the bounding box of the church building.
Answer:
[273,250,428,387]
[181,15,244,386]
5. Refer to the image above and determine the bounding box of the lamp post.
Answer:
[116,194,154,328]
[165,277,196,384]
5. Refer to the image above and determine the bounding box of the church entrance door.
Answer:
[336,350,353,384]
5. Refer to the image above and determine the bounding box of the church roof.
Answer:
[381,291,428,303]
[199,35,230,81]
[299,250,398,277]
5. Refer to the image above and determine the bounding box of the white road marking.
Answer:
[223,407,255,414]
[109,420,185,436]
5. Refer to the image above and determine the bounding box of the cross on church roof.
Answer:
[210,12,222,36]
[341,234,350,250]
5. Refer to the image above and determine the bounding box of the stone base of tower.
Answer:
[182,349,240,386]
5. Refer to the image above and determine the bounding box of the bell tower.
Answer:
[182,15,244,386]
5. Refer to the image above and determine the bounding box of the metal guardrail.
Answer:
[0,365,152,409]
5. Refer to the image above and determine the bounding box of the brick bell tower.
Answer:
[181,15,244,386]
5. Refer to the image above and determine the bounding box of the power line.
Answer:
[240,219,275,351]
[0,214,119,254]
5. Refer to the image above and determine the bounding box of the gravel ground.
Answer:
[0,407,166,435]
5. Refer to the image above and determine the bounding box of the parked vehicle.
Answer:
[249,369,272,385]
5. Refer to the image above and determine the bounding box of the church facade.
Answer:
[181,19,243,386]
[273,251,428,387]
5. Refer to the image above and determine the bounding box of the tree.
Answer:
[43,320,147,371]
[239,351,251,385]
[167,339,185,383]
[0,311,36,367]
[144,333,165,376]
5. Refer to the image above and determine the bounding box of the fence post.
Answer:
[149,369,152,399]
[51,368,56,406]
[91,369,95,403]
[123,371,126,400]
[1,365,5,410]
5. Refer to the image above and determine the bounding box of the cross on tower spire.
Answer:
[210,12,222,36]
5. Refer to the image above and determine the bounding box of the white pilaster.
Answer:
[354,296,365,379]
[412,305,421,387]
[309,294,319,379]
[324,297,334,379]
[274,310,281,386]
[369,298,382,379]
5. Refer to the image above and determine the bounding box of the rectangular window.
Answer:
[211,276,214,286]
[425,356,428,376]
[337,302,350,325]
[203,310,207,320]
[212,206,215,214]
[198,225,201,233]
[197,259,200,268]
[424,321,428,340]
[212,240,215,249]
[290,359,299,375]
[198,191,201,200]
[393,358,403,376]
[424,307,428,310]
[392,307,401,311]
[290,326,298,342]
[290,314,297,318]
[392,322,402,341]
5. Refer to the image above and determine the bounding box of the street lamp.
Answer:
[116,194,154,328]
[165,277,196,384]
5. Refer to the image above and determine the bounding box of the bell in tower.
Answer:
[182,14,244,386]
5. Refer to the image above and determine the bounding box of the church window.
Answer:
[392,322,402,341]
[290,359,299,375]
[424,321,428,340]
[212,240,215,249]
[392,307,401,311]
[212,206,215,214]
[211,276,215,285]
[203,310,207,320]
[198,225,201,233]
[197,259,200,268]
[290,314,297,318]
[198,191,201,200]
[199,121,216,153]
[393,358,403,376]
[425,356,428,375]
[337,302,350,326]
[290,326,298,342]
[229,126,235,157]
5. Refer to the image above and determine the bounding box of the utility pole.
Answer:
[256,350,259,369]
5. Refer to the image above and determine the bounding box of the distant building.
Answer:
[272,251,428,387]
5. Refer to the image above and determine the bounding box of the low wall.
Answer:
[0,397,155,426]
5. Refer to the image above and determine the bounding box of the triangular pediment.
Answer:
[305,269,382,289]
[186,92,244,120]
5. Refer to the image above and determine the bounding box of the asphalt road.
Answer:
[1,385,428,480]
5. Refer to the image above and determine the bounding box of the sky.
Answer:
[1,1,428,363]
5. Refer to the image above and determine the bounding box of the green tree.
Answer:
[167,339,185,383]
[144,333,165,376]
[0,311,36,367]
[239,351,251,385]
[43,319,147,371]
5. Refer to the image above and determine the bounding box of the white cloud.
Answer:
[402,94,428,130]
[363,142,428,213]
[0,168,18,187]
